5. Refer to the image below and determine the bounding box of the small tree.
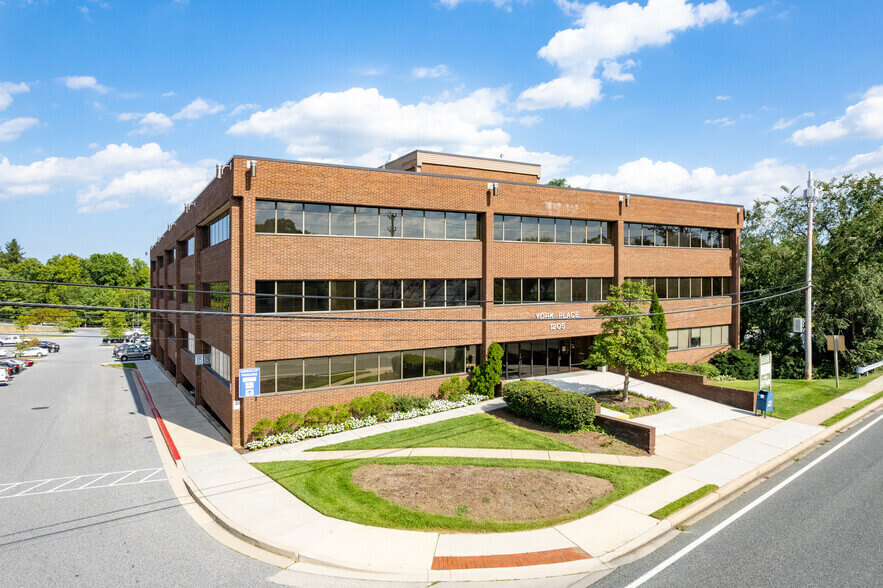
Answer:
[469,342,503,398]
[59,310,83,332]
[589,281,667,401]
[14,310,37,333]
[547,178,570,187]
[649,291,668,362]
[101,311,127,340]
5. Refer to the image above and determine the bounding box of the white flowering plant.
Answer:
[245,394,487,451]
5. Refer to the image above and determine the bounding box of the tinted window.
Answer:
[257,360,276,394]
[655,277,667,299]
[424,348,445,376]
[446,279,465,307]
[521,217,539,242]
[402,351,424,379]
[691,277,702,297]
[494,278,504,303]
[571,220,587,244]
[466,279,480,305]
[572,278,587,301]
[587,278,602,301]
[255,281,275,313]
[277,201,303,234]
[303,357,329,389]
[555,278,571,302]
[555,219,571,243]
[667,225,679,247]
[667,278,679,298]
[680,277,691,298]
[355,207,379,237]
[255,200,275,233]
[446,346,465,374]
[330,206,355,236]
[277,359,303,392]
[626,223,642,246]
[466,213,480,240]
[379,280,401,309]
[538,217,555,242]
[522,278,539,302]
[330,355,355,387]
[445,212,466,240]
[702,277,712,297]
[379,208,402,237]
[355,353,379,384]
[504,215,521,241]
[504,278,521,304]
[424,210,445,239]
[691,227,703,248]
[493,214,503,241]
[403,209,424,238]
[330,281,355,311]
[540,278,555,302]
[356,280,378,310]
[304,280,329,311]
[277,280,302,313]
[378,351,401,381]
[402,280,423,308]
[303,204,329,235]
[425,279,445,307]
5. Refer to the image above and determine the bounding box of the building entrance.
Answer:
[502,336,592,380]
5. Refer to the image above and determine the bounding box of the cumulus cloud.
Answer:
[601,59,636,82]
[790,86,883,145]
[0,81,30,111]
[0,143,213,213]
[226,86,572,175]
[227,103,260,117]
[59,75,109,93]
[412,65,453,79]
[566,146,883,207]
[172,97,225,120]
[772,112,813,130]
[0,117,39,141]
[118,112,174,135]
[518,0,746,110]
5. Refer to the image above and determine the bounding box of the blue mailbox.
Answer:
[756,389,774,416]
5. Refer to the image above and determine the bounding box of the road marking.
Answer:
[0,468,165,499]
[625,413,883,588]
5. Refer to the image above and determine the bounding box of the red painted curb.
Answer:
[135,370,181,462]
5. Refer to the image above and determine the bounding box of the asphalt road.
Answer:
[0,330,277,586]
[594,409,883,588]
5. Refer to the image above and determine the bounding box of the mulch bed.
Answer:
[488,407,649,456]
[593,392,671,417]
[352,464,613,521]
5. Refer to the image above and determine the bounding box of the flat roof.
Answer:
[383,149,542,177]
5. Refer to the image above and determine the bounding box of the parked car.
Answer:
[0,359,19,375]
[102,336,125,344]
[117,345,150,361]
[38,341,60,352]
[0,367,8,385]
[0,334,21,347]
[19,347,49,358]
[0,348,14,359]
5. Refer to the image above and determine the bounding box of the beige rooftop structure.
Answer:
[383,150,542,183]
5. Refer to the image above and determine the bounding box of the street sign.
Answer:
[826,335,845,351]
[238,368,261,398]
[194,353,211,366]
[758,353,773,391]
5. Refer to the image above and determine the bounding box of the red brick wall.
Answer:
[620,369,756,412]
[420,163,538,183]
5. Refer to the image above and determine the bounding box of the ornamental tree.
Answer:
[589,281,667,401]
[649,291,668,361]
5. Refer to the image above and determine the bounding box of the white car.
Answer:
[0,348,14,359]
[0,367,8,384]
[19,347,49,358]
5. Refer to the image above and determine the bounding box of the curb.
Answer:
[134,370,181,461]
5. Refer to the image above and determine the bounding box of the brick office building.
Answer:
[149,151,743,446]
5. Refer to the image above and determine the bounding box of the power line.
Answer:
[0,285,808,324]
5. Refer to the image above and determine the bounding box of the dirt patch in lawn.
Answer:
[352,464,614,522]
[488,407,649,456]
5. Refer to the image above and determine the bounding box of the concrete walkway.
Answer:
[136,360,883,583]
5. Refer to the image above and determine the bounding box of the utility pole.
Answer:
[803,171,816,380]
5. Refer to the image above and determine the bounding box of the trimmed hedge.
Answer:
[666,362,721,378]
[710,349,757,380]
[502,380,596,432]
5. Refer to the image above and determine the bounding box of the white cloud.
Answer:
[0,117,39,141]
[227,103,260,117]
[172,97,225,120]
[59,75,109,93]
[0,82,30,111]
[566,146,883,207]
[227,86,572,175]
[790,86,883,145]
[412,64,453,79]
[0,143,213,213]
[716,95,731,101]
[438,0,518,9]
[518,115,542,127]
[518,0,746,110]
[772,111,813,130]
[162,91,177,97]
[118,112,174,135]
[705,116,735,126]
[601,59,636,82]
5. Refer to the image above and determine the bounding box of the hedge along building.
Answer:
[149,151,744,446]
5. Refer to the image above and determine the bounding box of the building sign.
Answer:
[194,353,211,366]
[238,368,261,398]
[758,353,773,391]
[536,310,580,331]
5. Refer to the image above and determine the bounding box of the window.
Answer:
[403,280,423,308]
[330,206,355,236]
[402,350,424,379]
[622,222,730,249]
[523,278,539,303]
[187,332,195,353]
[424,348,445,376]
[504,215,521,241]
[445,212,465,240]
[277,281,302,313]
[277,202,303,234]
[572,220,587,244]
[304,204,330,235]
[356,280,379,310]
[380,280,401,309]
[255,200,276,233]
[555,219,571,243]
[538,217,555,242]
[355,353,379,384]
[379,351,402,381]
[209,346,230,383]
[183,284,195,305]
[540,278,555,302]
[504,278,521,304]
[380,208,402,237]
[256,281,274,313]
[446,279,465,307]
[257,360,276,394]
[330,280,355,311]
[403,209,424,238]
[277,359,303,392]
[424,211,445,239]
[355,207,379,237]
[304,281,329,312]
[208,215,230,246]
[208,282,230,311]
[304,357,329,389]
[466,213,480,240]
[555,278,571,302]
[425,279,445,307]
[330,355,355,386]
[185,236,195,257]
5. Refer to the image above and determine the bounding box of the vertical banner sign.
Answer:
[758,353,773,391]
[238,368,261,398]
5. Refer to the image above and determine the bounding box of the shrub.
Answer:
[666,362,721,378]
[503,380,596,432]
[275,413,303,434]
[251,418,276,441]
[348,392,395,418]
[332,406,352,424]
[437,375,470,400]
[709,349,757,380]
[304,405,336,428]
[469,342,503,398]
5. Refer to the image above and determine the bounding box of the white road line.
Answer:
[12,478,57,497]
[626,413,883,588]
[107,470,139,486]
[45,476,83,493]
[131,468,162,483]
[77,472,112,489]
[0,468,166,498]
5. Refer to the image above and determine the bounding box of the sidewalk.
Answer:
[136,360,883,583]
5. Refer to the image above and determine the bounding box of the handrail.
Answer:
[856,359,883,377]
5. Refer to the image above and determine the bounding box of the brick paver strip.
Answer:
[431,547,591,570]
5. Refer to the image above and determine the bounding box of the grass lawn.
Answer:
[254,456,669,533]
[105,362,137,369]
[721,377,872,419]
[310,413,580,452]
[821,390,883,426]
[650,484,718,520]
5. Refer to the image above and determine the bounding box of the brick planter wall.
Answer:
[613,369,757,412]
[594,411,656,454]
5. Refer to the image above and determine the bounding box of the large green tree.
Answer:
[590,281,668,401]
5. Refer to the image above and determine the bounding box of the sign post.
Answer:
[757,353,774,417]
[826,335,846,388]
[238,367,261,399]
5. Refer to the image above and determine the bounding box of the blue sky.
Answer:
[1,0,882,261]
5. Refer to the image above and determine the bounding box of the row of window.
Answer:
[209,215,230,247]
[255,279,482,313]
[255,200,481,241]
[209,346,231,383]
[626,277,732,299]
[184,236,195,257]
[493,278,613,304]
[667,325,730,351]
[493,214,612,245]
[255,345,480,394]
[624,223,730,249]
